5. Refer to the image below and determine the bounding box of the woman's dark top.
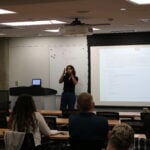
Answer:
[63,74,78,93]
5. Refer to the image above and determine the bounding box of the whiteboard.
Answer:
[49,45,88,95]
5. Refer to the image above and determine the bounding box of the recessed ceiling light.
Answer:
[124,24,135,26]
[44,29,60,32]
[0,33,6,36]
[50,20,66,24]
[0,20,65,26]
[93,28,101,31]
[127,0,150,5]
[139,18,150,22]
[120,8,127,11]
[0,9,16,14]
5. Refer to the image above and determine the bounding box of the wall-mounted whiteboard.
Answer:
[49,38,88,95]
[9,36,88,96]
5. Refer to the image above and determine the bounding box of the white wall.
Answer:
[9,36,88,109]
[9,37,50,87]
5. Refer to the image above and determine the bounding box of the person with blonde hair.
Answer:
[69,92,108,149]
[106,123,134,150]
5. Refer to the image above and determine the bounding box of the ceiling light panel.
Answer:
[44,29,60,32]
[0,20,65,26]
[127,0,150,5]
[0,9,16,14]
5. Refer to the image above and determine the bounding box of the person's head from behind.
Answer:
[10,94,37,132]
[66,65,76,76]
[77,92,94,112]
[106,123,134,150]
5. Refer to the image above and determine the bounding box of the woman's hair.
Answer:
[66,65,76,76]
[9,94,37,132]
[108,123,134,150]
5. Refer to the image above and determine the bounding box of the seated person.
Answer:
[106,123,134,150]
[8,94,57,147]
[69,92,109,149]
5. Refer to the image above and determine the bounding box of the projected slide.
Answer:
[90,45,150,106]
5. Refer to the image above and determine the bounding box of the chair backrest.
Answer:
[20,133,35,150]
[62,109,78,118]
[140,112,150,138]
[44,116,57,129]
[70,139,103,150]
[121,119,144,134]
[96,111,119,120]
[4,131,35,150]
[0,114,8,128]
[140,112,150,120]
[134,138,150,150]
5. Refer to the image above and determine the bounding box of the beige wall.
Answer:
[0,38,9,90]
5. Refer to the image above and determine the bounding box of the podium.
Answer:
[9,86,57,110]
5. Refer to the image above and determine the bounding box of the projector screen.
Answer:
[90,45,150,106]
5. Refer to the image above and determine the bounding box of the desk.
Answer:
[9,109,62,116]
[119,112,141,119]
[56,118,69,125]
[134,134,146,139]
[50,131,146,141]
[0,128,9,138]
[50,131,69,140]
[0,128,146,142]
[9,86,57,96]
[108,120,120,126]
[56,118,120,126]
[41,111,141,118]
[39,110,62,116]
[9,86,57,110]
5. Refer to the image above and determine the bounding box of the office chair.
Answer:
[4,131,35,150]
[96,111,120,120]
[62,109,78,118]
[140,112,150,120]
[60,109,78,131]
[0,114,8,128]
[44,116,57,129]
[20,133,35,150]
[70,139,104,150]
[121,119,144,134]
[134,138,150,150]
[141,112,150,138]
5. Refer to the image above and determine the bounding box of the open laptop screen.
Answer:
[32,79,41,87]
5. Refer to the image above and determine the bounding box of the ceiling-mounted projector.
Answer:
[59,25,93,35]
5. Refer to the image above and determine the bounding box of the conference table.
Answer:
[39,109,62,116]
[9,109,141,119]
[119,112,141,119]
[0,128,69,140]
[56,118,120,126]
[9,109,62,116]
[0,128,146,141]
[38,109,141,119]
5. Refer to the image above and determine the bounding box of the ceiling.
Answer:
[0,0,150,37]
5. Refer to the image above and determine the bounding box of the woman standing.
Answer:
[59,65,78,110]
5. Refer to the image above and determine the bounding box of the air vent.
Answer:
[91,23,110,26]
[0,0,79,5]
[111,29,135,33]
